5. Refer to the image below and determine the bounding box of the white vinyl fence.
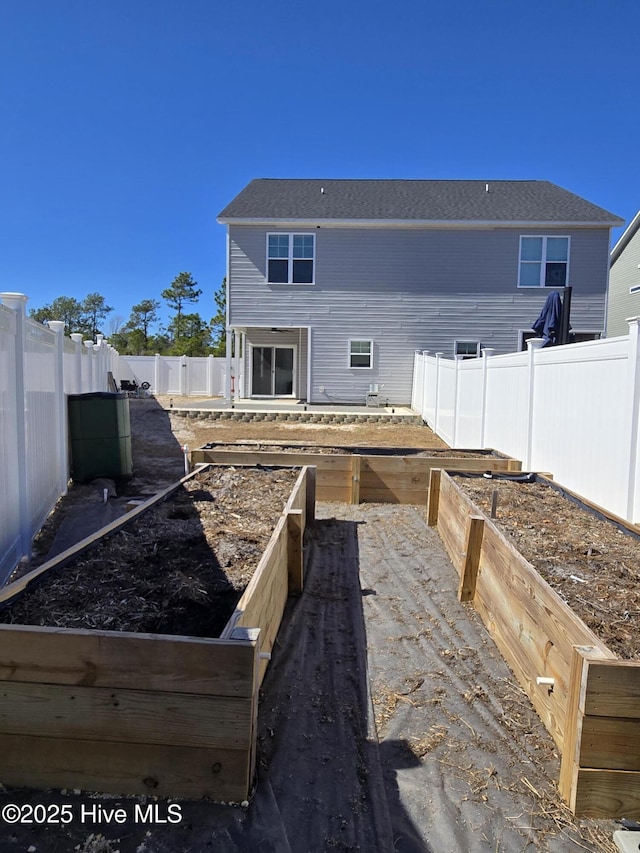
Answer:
[118,355,225,397]
[0,293,119,581]
[412,318,640,524]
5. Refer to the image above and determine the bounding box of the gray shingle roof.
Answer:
[218,179,622,225]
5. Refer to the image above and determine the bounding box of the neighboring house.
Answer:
[607,210,640,338]
[218,179,622,405]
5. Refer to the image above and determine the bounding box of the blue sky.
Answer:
[1,0,638,334]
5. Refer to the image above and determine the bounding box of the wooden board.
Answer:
[458,515,484,602]
[579,716,640,771]
[583,659,640,718]
[222,516,290,685]
[427,468,441,526]
[436,472,472,576]
[192,448,521,505]
[284,467,309,520]
[0,463,310,803]
[473,521,609,749]
[0,733,251,801]
[0,682,253,749]
[437,471,611,751]
[572,769,640,818]
[0,625,257,696]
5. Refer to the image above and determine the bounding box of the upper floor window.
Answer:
[519,236,569,287]
[267,233,315,284]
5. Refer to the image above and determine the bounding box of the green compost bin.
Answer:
[68,392,133,482]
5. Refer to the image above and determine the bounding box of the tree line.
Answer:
[29,273,226,357]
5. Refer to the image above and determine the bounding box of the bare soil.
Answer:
[454,475,640,660]
[1,466,299,637]
[161,398,449,453]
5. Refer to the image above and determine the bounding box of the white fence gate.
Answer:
[411,319,640,524]
[0,293,119,581]
[119,355,225,397]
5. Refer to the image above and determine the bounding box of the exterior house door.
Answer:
[251,346,295,397]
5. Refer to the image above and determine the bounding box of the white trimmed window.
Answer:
[518,236,569,287]
[454,340,480,359]
[267,233,315,284]
[349,340,372,369]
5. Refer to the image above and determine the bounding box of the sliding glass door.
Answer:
[251,346,295,397]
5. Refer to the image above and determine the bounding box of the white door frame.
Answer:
[249,343,297,398]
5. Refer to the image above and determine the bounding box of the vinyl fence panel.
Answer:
[483,351,531,464]
[455,357,484,447]
[0,292,118,580]
[412,321,640,523]
[23,318,64,536]
[529,337,631,519]
[0,304,21,579]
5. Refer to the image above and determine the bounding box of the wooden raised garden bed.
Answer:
[192,443,521,505]
[428,469,640,818]
[0,463,315,802]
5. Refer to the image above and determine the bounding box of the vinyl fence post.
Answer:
[434,352,443,437]
[452,355,462,448]
[0,292,30,561]
[224,329,232,401]
[525,338,545,470]
[180,355,187,396]
[92,344,102,391]
[233,331,241,401]
[83,341,94,391]
[625,317,640,521]
[411,350,421,412]
[207,354,215,397]
[95,335,106,391]
[479,348,495,449]
[421,350,429,423]
[48,321,69,497]
[154,353,161,395]
[70,334,83,393]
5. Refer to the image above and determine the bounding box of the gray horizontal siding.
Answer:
[229,225,610,404]
[607,227,640,337]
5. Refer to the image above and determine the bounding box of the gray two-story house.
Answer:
[218,179,622,405]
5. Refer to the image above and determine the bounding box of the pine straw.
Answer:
[455,477,640,659]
